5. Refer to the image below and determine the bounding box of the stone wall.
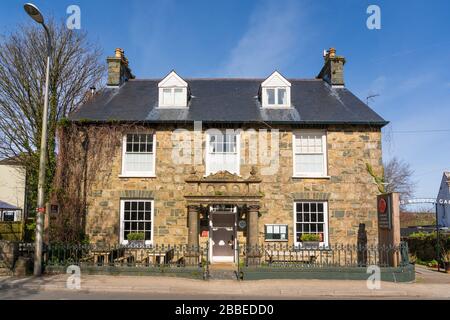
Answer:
[0,240,19,270]
[79,124,382,246]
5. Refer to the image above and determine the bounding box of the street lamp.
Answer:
[24,3,52,276]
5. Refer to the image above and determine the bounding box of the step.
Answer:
[209,270,238,280]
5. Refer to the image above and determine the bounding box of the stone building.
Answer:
[65,47,387,263]
[0,157,26,240]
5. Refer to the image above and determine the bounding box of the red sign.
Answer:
[36,207,46,213]
[377,195,392,230]
[378,198,387,214]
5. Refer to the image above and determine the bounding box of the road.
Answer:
[0,266,448,300]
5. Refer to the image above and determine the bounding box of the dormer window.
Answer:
[158,71,189,108]
[266,88,287,105]
[162,88,184,106]
[261,71,291,108]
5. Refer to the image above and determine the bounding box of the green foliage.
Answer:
[406,232,450,262]
[415,258,439,267]
[57,117,71,128]
[106,118,120,124]
[409,231,429,239]
[366,163,385,194]
[127,232,145,241]
[25,220,36,241]
[300,233,321,242]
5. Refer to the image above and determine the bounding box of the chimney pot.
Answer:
[328,48,336,58]
[115,48,123,58]
[107,48,135,87]
[317,47,346,87]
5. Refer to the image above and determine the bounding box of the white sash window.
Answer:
[294,201,329,246]
[121,133,156,177]
[120,200,153,245]
[293,131,327,177]
[206,132,240,175]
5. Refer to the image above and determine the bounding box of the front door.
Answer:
[211,211,235,262]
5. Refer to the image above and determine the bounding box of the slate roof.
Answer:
[0,200,20,210]
[69,78,387,126]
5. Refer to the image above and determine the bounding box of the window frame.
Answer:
[205,131,240,176]
[293,201,329,247]
[119,199,154,245]
[263,87,290,108]
[120,133,156,178]
[158,87,188,108]
[264,224,288,242]
[1,210,16,222]
[292,130,328,178]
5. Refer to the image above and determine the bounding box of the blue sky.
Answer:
[1,0,449,201]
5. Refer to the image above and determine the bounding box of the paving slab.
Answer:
[0,266,448,299]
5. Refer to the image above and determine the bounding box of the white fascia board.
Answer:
[261,71,291,87]
[158,70,188,88]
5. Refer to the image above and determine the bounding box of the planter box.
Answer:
[127,240,145,248]
[301,241,320,249]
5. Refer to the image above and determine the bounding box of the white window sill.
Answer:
[292,176,331,179]
[119,174,156,178]
[261,105,292,109]
[264,239,288,242]
[294,243,329,249]
[121,241,153,246]
[156,105,188,109]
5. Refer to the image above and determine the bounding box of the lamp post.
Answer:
[24,3,52,276]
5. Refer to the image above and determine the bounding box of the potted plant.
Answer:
[300,233,321,249]
[126,232,145,247]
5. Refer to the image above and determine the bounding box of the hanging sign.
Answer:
[36,207,46,213]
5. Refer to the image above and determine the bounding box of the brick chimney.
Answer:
[317,48,346,87]
[107,48,135,87]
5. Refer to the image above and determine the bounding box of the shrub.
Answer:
[126,232,145,241]
[300,233,321,242]
[406,232,450,262]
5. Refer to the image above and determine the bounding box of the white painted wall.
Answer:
[436,172,450,228]
[0,164,26,220]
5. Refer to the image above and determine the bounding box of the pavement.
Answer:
[0,265,448,300]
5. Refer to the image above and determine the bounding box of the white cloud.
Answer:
[219,0,306,77]
[366,72,436,104]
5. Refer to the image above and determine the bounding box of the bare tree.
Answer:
[384,157,416,200]
[0,19,105,218]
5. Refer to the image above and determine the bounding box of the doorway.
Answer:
[209,205,236,263]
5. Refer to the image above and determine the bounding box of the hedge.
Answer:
[405,232,450,262]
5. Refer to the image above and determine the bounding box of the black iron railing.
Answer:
[239,242,410,268]
[42,243,206,269]
[14,241,411,274]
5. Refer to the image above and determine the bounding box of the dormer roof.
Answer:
[261,71,291,87]
[158,70,188,88]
